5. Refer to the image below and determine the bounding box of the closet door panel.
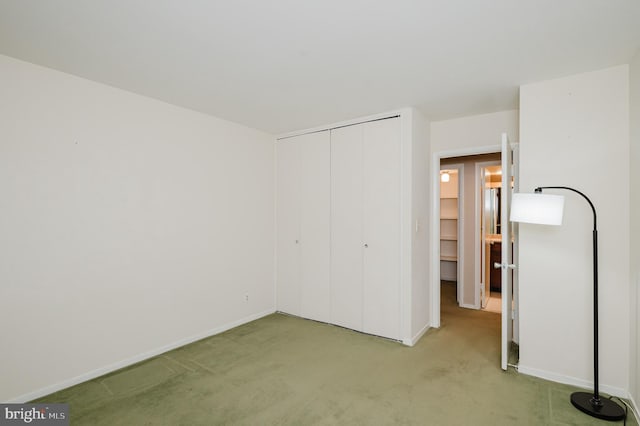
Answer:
[276,139,301,316]
[299,131,331,323]
[362,118,401,339]
[330,125,364,331]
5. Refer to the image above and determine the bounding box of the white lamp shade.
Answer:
[510,193,565,226]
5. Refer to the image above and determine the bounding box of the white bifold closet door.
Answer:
[276,131,331,322]
[330,118,401,340]
[330,124,364,331]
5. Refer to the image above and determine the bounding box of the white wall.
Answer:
[410,109,431,342]
[430,110,519,153]
[518,65,630,396]
[629,50,640,408]
[0,55,276,402]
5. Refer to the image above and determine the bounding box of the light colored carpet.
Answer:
[34,282,635,425]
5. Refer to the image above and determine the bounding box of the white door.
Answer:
[512,144,520,345]
[276,139,301,316]
[362,118,401,339]
[500,133,515,370]
[276,131,330,321]
[330,125,364,331]
[299,131,331,323]
[330,118,401,340]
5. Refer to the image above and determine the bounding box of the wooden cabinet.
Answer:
[489,241,502,292]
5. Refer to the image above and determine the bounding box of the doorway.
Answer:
[431,135,519,371]
[438,165,462,305]
[478,162,503,314]
[439,153,501,312]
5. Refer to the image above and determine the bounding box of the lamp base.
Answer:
[570,392,626,421]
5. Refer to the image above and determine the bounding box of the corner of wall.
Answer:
[0,54,277,402]
[409,108,432,341]
[628,48,640,411]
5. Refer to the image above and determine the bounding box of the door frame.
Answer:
[475,160,502,310]
[511,143,520,345]
[430,145,501,328]
[500,134,514,370]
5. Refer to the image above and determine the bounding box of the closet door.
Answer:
[276,138,301,316]
[276,131,330,321]
[299,132,331,323]
[362,118,401,339]
[330,125,364,331]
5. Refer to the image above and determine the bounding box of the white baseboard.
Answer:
[402,323,431,347]
[628,391,640,423]
[8,308,276,403]
[517,364,627,398]
[459,303,477,310]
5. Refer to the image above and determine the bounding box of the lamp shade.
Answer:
[510,193,565,225]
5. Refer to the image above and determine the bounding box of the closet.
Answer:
[331,118,401,339]
[439,169,459,282]
[276,117,401,340]
[276,131,331,322]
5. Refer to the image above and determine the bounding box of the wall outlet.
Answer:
[245,294,249,302]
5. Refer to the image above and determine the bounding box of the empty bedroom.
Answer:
[1,1,639,425]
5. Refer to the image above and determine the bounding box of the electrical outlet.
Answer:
[245,294,249,302]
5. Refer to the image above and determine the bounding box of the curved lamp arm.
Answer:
[535,186,597,231]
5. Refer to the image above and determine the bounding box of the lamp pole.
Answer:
[534,187,624,421]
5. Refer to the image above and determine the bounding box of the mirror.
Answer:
[484,187,501,234]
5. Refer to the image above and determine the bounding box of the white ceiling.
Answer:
[1,1,639,134]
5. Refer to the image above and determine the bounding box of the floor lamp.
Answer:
[510,186,626,422]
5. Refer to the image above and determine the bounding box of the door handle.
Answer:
[494,262,516,270]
